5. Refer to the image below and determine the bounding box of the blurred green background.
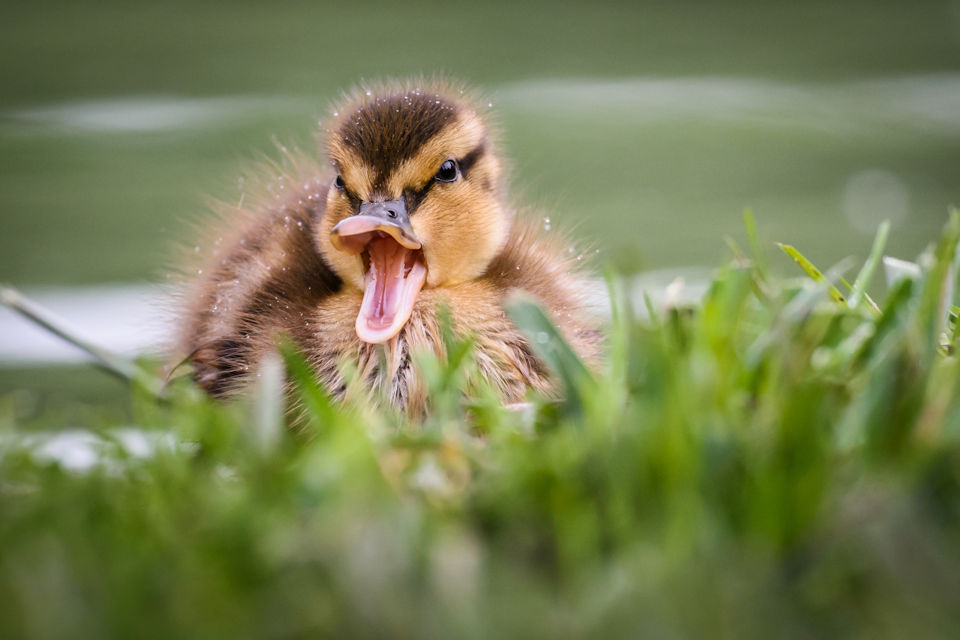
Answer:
[1,0,959,399]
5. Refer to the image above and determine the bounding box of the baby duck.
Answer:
[177,79,601,415]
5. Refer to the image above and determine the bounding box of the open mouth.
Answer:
[330,216,427,344]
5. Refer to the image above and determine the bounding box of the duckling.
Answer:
[176,79,601,415]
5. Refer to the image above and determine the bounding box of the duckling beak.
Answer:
[329,200,421,255]
[330,199,427,344]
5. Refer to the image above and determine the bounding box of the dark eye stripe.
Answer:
[403,142,488,214]
[330,176,360,209]
[457,142,486,177]
[405,182,433,214]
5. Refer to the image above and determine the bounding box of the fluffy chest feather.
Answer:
[300,283,552,415]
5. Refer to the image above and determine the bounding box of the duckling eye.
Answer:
[334,175,345,190]
[434,159,458,183]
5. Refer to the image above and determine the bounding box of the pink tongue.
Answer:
[356,237,427,344]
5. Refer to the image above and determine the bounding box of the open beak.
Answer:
[330,198,427,344]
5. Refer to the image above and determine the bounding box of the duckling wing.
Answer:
[175,175,341,396]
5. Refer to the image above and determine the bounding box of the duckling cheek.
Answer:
[420,246,445,288]
[408,223,437,287]
[318,237,366,291]
[417,237,462,288]
[345,259,367,292]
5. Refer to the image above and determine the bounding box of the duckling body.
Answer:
[177,80,601,414]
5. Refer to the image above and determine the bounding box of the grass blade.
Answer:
[916,210,960,353]
[276,336,337,428]
[743,209,768,278]
[250,350,284,453]
[777,243,846,303]
[505,291,593,412]
[848,221,889,313]
[883,256,922,288]
[0,284,166,400]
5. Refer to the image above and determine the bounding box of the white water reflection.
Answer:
[0,428,180,473]
[6,95,306,134]
[498,74,960,135]
[5,74,960,137]
[0,285,173,366]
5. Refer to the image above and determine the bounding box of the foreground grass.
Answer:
[4,216,960,639]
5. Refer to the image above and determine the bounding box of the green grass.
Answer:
[4,216,960,638]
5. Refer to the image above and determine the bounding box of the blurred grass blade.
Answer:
[642,290,658,325]
[777,242,846,303]
[743,209,768,278]
[603,266,630,385]
[848,220,889,313]
[0,284,166,400]
[950,305,960,343]
[916,210,960,352]
[883,256,922,288]
[506,292,593,411]
[746,259,854,367]
[724,235,748,264]
[411,305,478,417]
[250,350,284,453]
[276,336,337,427]
[437,303,475,382]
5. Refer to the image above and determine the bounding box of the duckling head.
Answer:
[316,81,509,344]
